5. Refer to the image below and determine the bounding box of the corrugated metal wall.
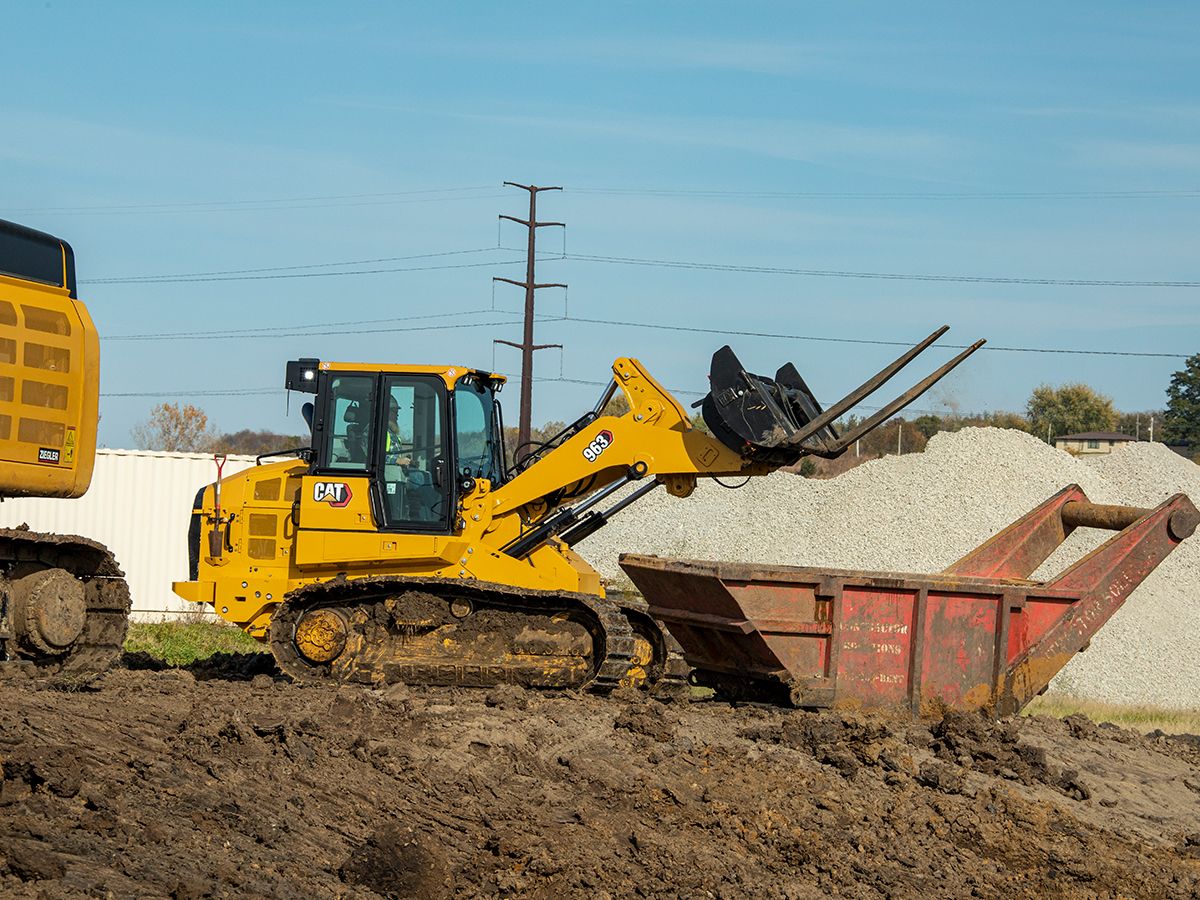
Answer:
[0,449,258,620]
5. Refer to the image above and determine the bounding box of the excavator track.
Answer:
[269,576,682,694]
[0,528,131,676]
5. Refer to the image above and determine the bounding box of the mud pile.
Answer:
[3,663,1200,898]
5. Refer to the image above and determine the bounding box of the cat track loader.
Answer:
[172,327,983,693]
[0,219,130,674]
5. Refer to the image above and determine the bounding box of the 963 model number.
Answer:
[582,430,614,463]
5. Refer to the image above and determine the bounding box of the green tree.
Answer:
[913,414,942,439]
[1026,384,1117,442]
[1163,353,1200,447]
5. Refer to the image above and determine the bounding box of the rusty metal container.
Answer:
[620,485,1199,716]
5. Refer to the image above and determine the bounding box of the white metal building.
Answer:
[0,449,258,620]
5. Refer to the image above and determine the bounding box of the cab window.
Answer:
[322,375,375,469]
[455,377,501,486]
[381,376,447,527]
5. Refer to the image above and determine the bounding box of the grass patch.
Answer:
[124,621,265,667]
[1024,694,1200,735]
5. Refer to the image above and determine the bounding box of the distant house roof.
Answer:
[1055,431,1137,442]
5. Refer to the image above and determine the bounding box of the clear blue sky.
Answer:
[5,2,1198,446]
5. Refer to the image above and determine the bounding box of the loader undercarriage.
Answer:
[268,576,688,696]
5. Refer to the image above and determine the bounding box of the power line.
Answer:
[12,186,500,215]
[560,315,1189,359]
[101,387,279,398]
[90,247,501,283]
[516,375,946,416]
[568,186,1200,201]
[85,256,526,285]
[105,307,512,341]
[99,373,953,418]
[106,317,529,343]
[83,248,561,286]
[85,245,1199,289]
[103,300,1184,358]
[566,252,1200,289]
[31,183,1200,215]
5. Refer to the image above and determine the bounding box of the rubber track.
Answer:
[0,528,131,675]
[269,576,639,693]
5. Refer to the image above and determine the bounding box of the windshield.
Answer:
[455,377,502,485]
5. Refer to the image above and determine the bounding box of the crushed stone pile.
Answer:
[576,428,1200,708]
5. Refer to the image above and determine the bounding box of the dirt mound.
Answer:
[2,669,1199,897]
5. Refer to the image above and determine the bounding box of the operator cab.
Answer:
[286,359,506,533]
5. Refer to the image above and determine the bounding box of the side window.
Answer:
[381,377,447,527]
[323,375,375,469]
[455,379,500,485]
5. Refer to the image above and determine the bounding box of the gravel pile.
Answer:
[575,428,1200,708]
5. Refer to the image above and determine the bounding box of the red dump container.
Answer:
[620,485,1198,716]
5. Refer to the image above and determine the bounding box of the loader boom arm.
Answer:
[492,356,762,518]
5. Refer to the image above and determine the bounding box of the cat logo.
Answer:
[312,481,353,508]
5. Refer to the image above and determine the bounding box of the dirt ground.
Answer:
[2,655,1200,899]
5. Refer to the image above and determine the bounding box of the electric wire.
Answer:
[85,256,525,285]
[27,183,1200,215]
[559,316,1189,359]
[11,186,500,215]
[105,307,512,341]
[567,186,1200,200]
[83,245,1199,290]
[103,304,1185,358]
[109,318,527,343]
[566,252,1200,289]
[90,247,501,283]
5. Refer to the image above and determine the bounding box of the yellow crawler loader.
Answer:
[0,219,130,673]
[173,329,983,691]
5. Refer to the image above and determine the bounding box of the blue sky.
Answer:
[5,2,1198,446]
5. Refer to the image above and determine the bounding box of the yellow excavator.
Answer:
[173,329,983,692]
[0,219,130,673]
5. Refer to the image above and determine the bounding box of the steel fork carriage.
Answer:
[701,326,986,465]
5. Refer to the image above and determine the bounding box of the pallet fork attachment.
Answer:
[701,326,986,464]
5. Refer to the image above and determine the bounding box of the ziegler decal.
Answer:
[37,447,60,465]
[312,481,353,507]
[582,429,614,463]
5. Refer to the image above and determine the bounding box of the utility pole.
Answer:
[494,183,566,460]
